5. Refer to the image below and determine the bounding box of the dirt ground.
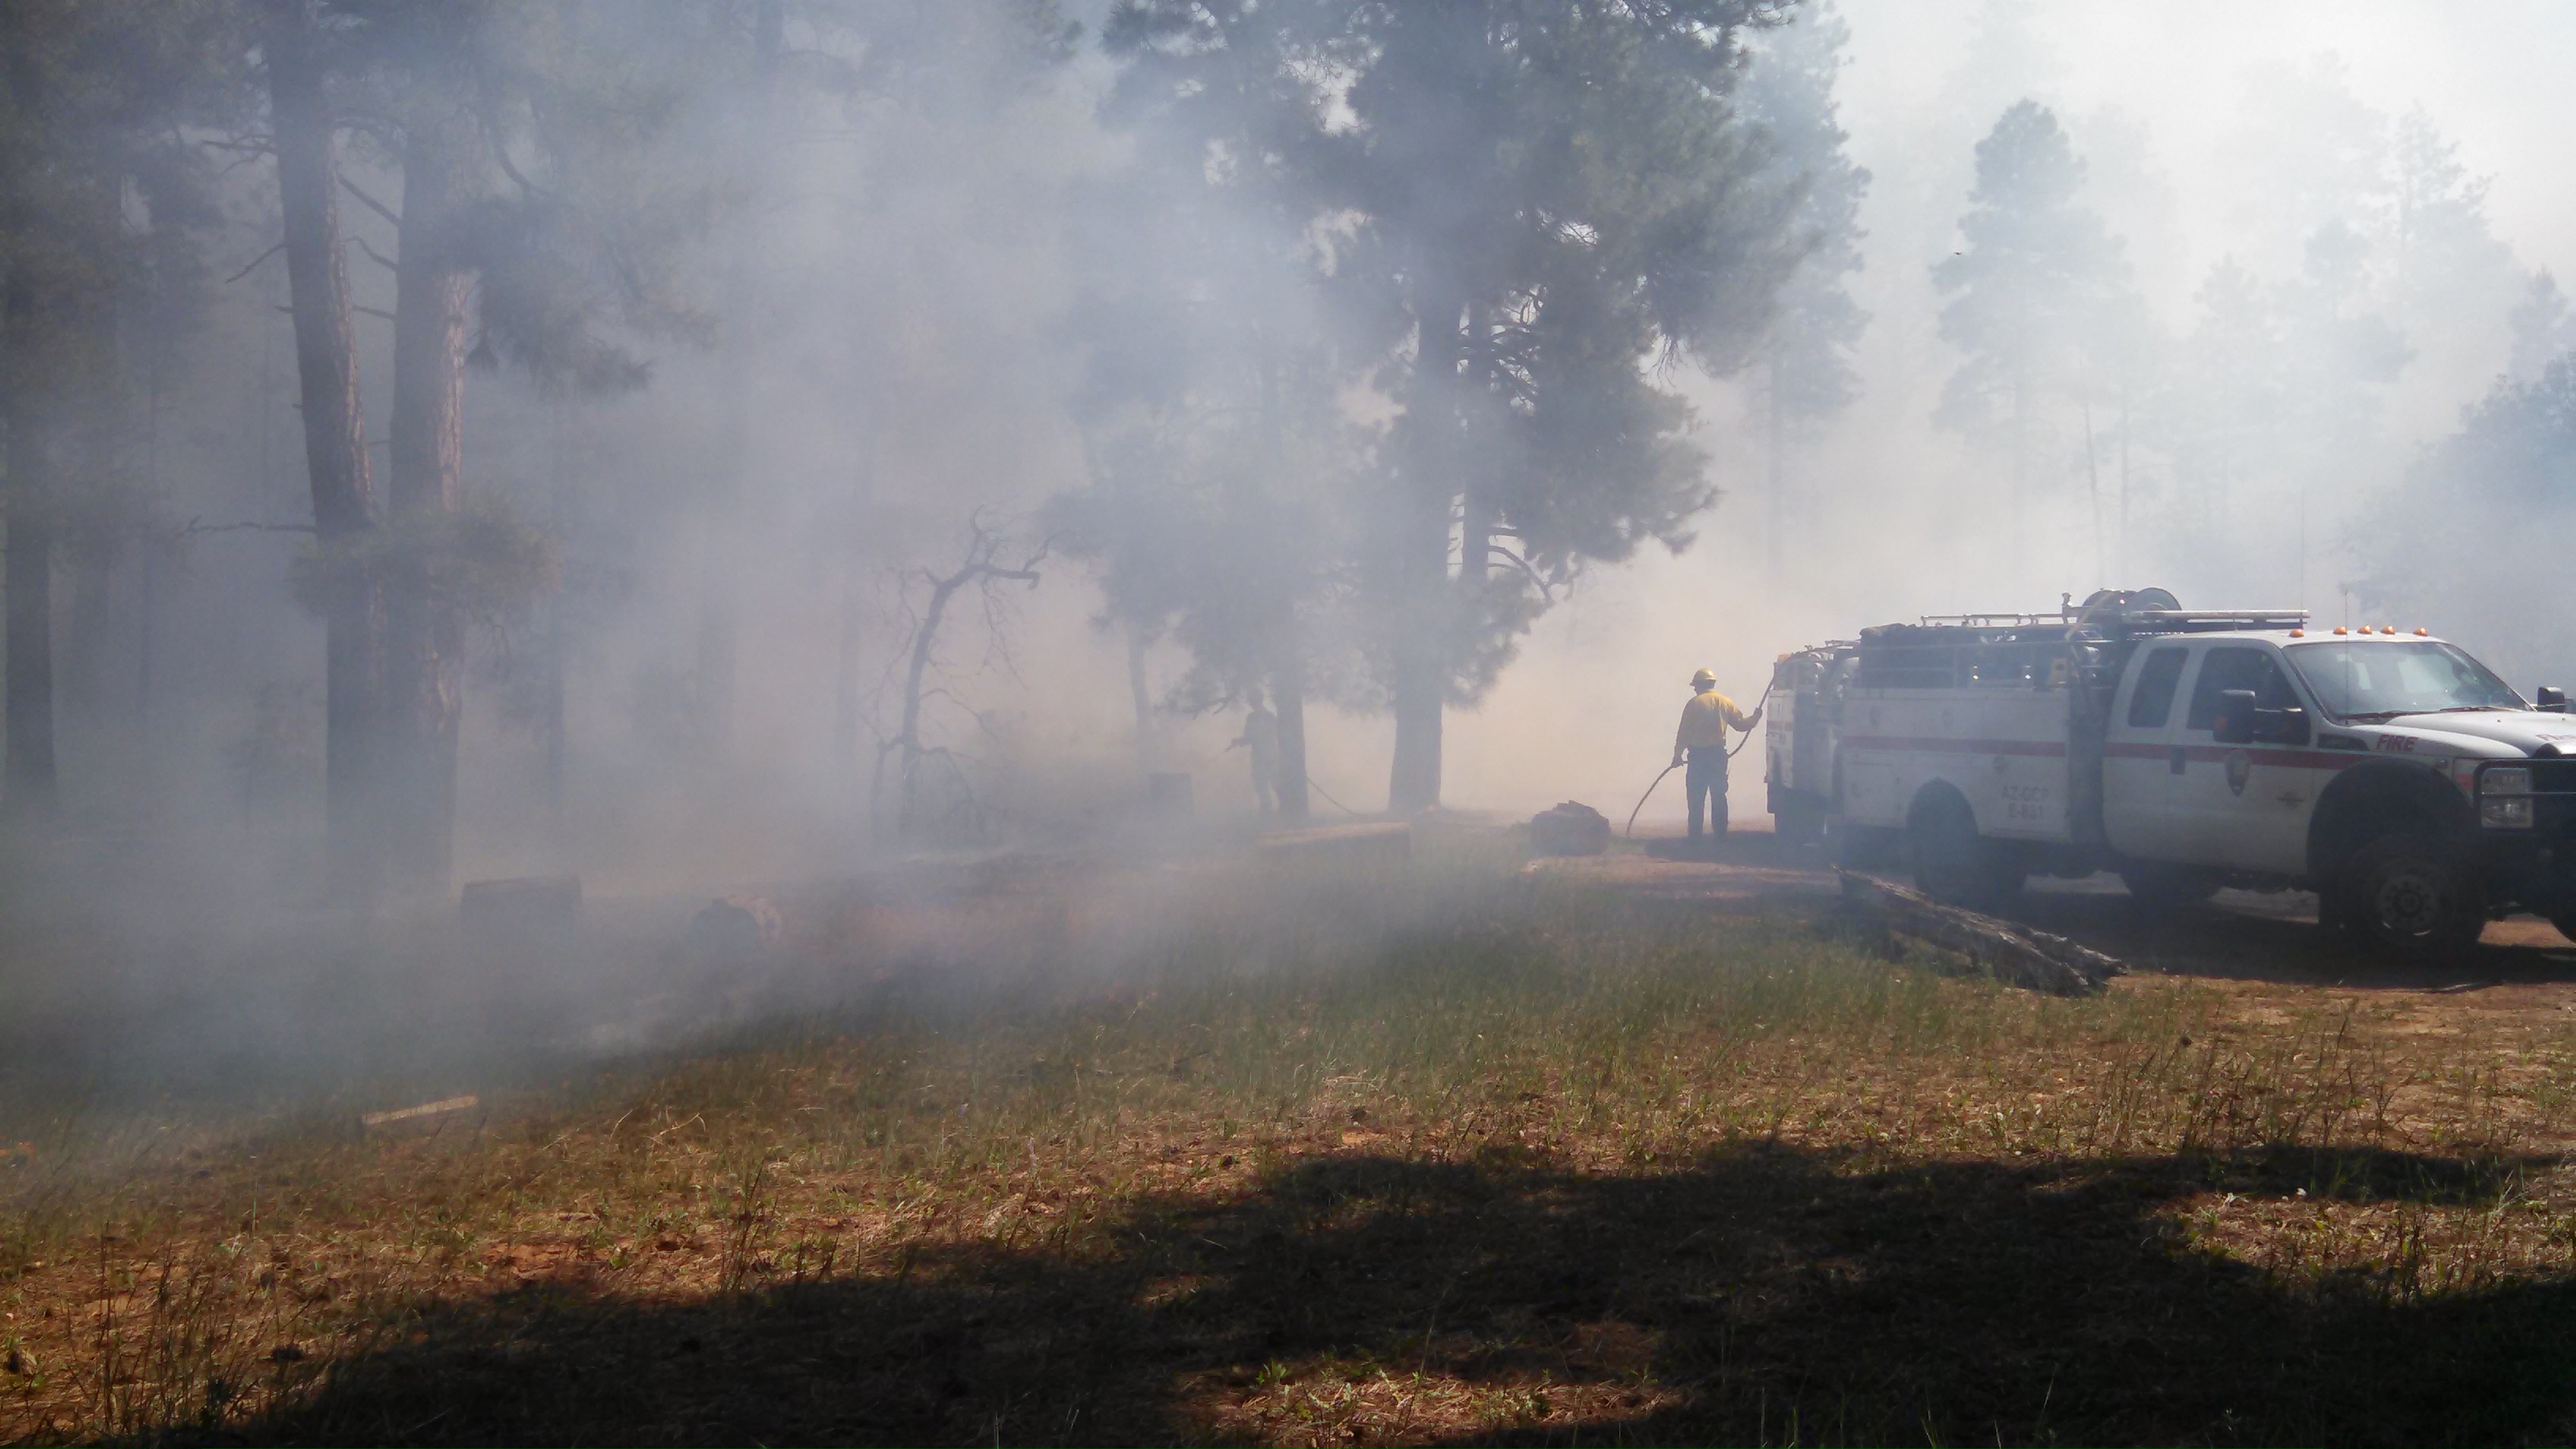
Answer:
[9,824,2576,1445]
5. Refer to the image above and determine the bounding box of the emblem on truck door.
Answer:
[2226,750,2252,796]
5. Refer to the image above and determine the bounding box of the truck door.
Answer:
[2170,645,2316,872]
[2102,644,2190,860]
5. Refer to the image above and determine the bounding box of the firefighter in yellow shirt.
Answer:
[1672,668,1761,841]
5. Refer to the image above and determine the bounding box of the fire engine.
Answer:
[1763,589,2576,960]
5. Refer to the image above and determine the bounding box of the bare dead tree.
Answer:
[867,510,1052,844]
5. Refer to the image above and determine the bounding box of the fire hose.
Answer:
[1623,686,1770,838]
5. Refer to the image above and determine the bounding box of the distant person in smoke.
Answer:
[1672,668,1761,843]
[1230,689,1280,815]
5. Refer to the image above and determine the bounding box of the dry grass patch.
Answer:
[6,852,2576,1443]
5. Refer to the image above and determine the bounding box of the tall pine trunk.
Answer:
[1387,290,1462,814]
[266,0,382,879]
[384,126,473,890]
[1250,350,1306,822]
[1,275,58,818]
[1125,625,1154,779]
[1456,303,1494,585]
[695,0,785,763]
[1766,349,1786,586]
[1271,616,1309,823]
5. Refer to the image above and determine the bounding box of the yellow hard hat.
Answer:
[1690,668,1716,687]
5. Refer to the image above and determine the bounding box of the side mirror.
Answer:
[2212,688,2259,746]
[2255,705,2310,746]
[2539,686,2567,713]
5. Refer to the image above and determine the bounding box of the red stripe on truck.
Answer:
[1843,737,2366,772]
[1840,736,2069,757]
[2102,740,2363,771]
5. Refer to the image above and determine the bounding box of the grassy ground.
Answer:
[6,841,2576,1444]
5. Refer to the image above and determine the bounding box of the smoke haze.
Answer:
[4,0,2573,1106]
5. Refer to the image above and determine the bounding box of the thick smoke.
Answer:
[5,0,2574,1113]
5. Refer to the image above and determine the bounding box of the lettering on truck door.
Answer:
[2103,645,2189,861]
[2171,645,2321,873]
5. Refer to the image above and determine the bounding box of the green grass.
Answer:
[5,839,2576,1443]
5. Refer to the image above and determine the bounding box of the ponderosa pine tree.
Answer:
[264,0,383,874]
[2355,355,2576,687]
[2509,271,2576,383]
[273,2,718,889]
[2271,219,2409,600]
[2387,107,2521,361]
[1933,99,2125,545]
[1326,0,1806,812]
[2159,257,2281,539]
[1060,0,1364,822]
[1738,0,1869,582]
[0,0,245,820]
[1086,1,1804,814]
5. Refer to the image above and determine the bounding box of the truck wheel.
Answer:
[1908,790,2019,912]
[2120,864,2220,914]
[2334,835,2484,962]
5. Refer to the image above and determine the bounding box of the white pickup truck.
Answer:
[1765,590,2576,960]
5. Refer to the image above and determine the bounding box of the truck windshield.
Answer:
[2285,641,2524,721]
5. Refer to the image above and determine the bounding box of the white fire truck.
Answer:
[1764,590,2576,960]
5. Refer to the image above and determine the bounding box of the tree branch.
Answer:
[1488,544,1557,603]
[351,235,399,272]
[490,138,543,200]
[223,242,286,285]
[340,175,402,230]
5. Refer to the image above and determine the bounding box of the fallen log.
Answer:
[360,1095,479,1132]
[1837,870,2124,997]
[1256,821,1410,864]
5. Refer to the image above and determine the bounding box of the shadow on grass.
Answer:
[221,1140,2576,1447]
[1621,834,2576,990]
[2011,885,2576,990]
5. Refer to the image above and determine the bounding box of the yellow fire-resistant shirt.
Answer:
[1674,689,1753,753]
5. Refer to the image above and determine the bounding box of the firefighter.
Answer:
[1672,668,1761,841]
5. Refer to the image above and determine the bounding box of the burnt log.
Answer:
[1837,870,2123,996]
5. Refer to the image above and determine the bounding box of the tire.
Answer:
[2333,834,2485,963]
[1908,789,2020,912]
[2121,863,2221,915]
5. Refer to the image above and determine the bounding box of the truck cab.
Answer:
[1767,593,2576,960]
